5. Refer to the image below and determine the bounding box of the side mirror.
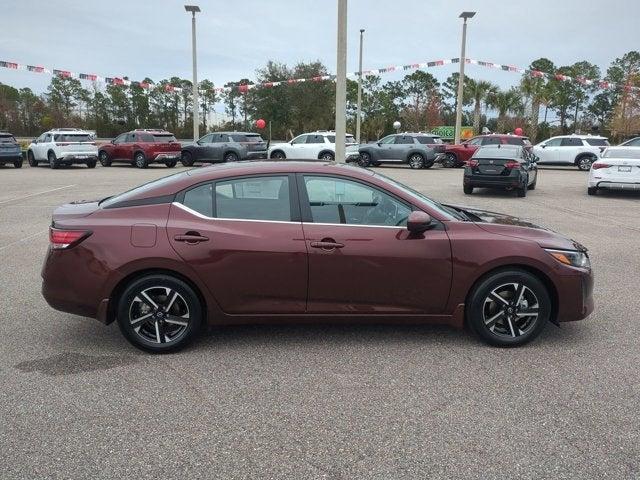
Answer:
[377,142,382,146]
[541,144,546,148]
[407,211,433,233]
[32,139,38,144]
[463,143,468,148]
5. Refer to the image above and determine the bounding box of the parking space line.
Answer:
[0,185,76,206]
[0,229,48,252]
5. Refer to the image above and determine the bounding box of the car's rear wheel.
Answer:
[467,269,551,347]
[86,159,96,168]
[358,152,371,167]
[99,151,111,167]
[48,151,59,169]
[117,274,203,353]
[165,160,177,168]
[224,152,239,163]
[408,153,424,169]
[319,151,335,161]
[270,150,286,160]
[181,151,194,167]
[517,179,528,197]
[577,155,596,171]
[463,185,473,194]
[134,152,148,169]
[528,175,537,190]
[588,187,598,196]
[14,160,23,168]
[28,151,37,167]
[442,153,458,168]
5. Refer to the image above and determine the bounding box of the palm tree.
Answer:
[487,88,524,133]
[467,79,497,134]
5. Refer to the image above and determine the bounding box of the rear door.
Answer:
[559,137,583,163]
[391,135,415,160]
[298,174,452,314]
[167,174,308,314]
[304,134,325,159]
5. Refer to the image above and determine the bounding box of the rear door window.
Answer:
[560,138,583,147]
[214,176,291,221]
[394,136,415,145]
[306,135,325,144]
[183,183,213,217]
[152,134,177,143]
[585,138,609,146]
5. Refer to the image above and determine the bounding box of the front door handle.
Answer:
[174,233,209,244]
[310,240,344,250]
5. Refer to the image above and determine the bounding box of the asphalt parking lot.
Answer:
[1,162,639,479]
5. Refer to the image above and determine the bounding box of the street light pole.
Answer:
[185,5,201,142]
[355,28,364,144]
[335,0,348,163]
[454,11,475,145]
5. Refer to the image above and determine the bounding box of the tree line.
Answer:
[0,51,638,142]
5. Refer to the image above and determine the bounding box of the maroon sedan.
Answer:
[42,161,593,352]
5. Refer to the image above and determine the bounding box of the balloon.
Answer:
[393,121,401,130]
[256,119,266,129]
[514,127,524,136]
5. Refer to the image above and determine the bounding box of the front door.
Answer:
[167,174,308,314]
[298,174,452,314]
[537,138,561,163]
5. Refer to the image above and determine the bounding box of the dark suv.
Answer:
[353,133,443,169]
[0,132,22,168]
[181,132,267,166]
[98,129,181,168]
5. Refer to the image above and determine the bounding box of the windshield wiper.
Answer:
[443,205,470,221]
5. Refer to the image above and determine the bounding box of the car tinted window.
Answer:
[416,136,442,144]
[291,135,308,145]
[53,134,93,142]
[304,176,411,227]
[603,148,640,159]
[215,176,290,221]
[100,171,190,208]
[585,138,609,146]
[213,134,229,143]
[481,137,502,145]
[473,146,523,159]
[198,134,214,143]
[560,137,583,147]
[138,133,155,142]
[230,134,264,143]
[183,183,213,217]
[0,135,16,143]
[623,137,640,146]
[306,135,325,144]
[394,136,415,145]
[327,135,357,144]
[505,137,526,146]
[152,134,177,143]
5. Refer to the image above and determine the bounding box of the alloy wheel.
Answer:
[482,282,539,338]
[442,153,457,168]
[408,154,424,169]
[578,156,594,171]
[358,152,371,167]
[128,286,191,345]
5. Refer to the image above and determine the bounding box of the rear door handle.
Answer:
[174,233,209,244]
[310,241,344,250]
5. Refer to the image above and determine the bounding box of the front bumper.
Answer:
[555,267,594,322]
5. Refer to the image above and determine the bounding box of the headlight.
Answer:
[545,249,590,269]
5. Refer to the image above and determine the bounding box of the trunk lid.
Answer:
[475,158,518,175]
[52,200,100,223]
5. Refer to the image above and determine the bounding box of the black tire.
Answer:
[181,151,194,167]
[423,161,434,169]
[86,159,97,168]
[224,152,239,163]
[466,269,551,347]
[99,151,111,167]
[319,151,335,161]
[528,175,537,190]
[463,185,473,195]
[134,152,148,169]
[14,160,23,168]
[442,153,458,168]
[577,155,595,171]
[116,274,203,353]
[357,152,371,167]
[587,187,597,196]
[28,151,38,167]
[270,150,286,160]
[165,160,177,168]
[48,151,59,169]
[517,185,527,197]
[408,153,425,169]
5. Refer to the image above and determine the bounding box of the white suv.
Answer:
[533,134,609,171]
[268,131,360,161]
[27,128,98,169]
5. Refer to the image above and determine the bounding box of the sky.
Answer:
[1,0,639,114]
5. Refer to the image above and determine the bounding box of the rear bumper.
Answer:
[58,154,97,163]
[463,173,523,188]
[0,152,22,161]
[245,151,268,160]
[592,180,640,190]
[555,267,594,322]
[151,152,181,162]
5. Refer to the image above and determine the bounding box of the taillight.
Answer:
[468,159,479,167]
[55,142,70,146]
[591,163,610,170]
[505,161,521,169]
[49,227,91,249]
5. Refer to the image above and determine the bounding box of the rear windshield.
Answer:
[54,134,93,142]
[474,146,522,159]
[504,137,529,146]
[416,136,443,144]
[0,135,17,143]
[230,134,264,143]
[585,138,609,146]
[603,148,640,159]
[100,171,189,208]
[327,135,357,144]
[153,134,177,143]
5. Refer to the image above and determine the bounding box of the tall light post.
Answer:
[355,28,365,144]
[454,11,475,145]
[335,0,348,163]
[185,5,201,141]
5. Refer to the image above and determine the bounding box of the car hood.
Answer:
[444,204,587,252]
[268,142,289,150]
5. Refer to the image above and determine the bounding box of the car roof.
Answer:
[477,134,529,139]
[215,131,262,135]
[398,132,441,137]
[550,134,608,139]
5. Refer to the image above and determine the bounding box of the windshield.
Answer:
[100,171,189,207]
[603,148,640,159]
[54,134,93,142]
[371,170,457,220]
[585,138,609,146]
[152,134,177,143]
[0,135,17,143]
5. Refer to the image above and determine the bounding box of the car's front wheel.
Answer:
[28,151,37,167]
[408,153,424,169]
[14,160,23,168]
[117,274,203,353]
[224,152,239,163]
[358,152,371,167]
[181,151,194,167]
[466,269,551,347]
[270,150,286,160]
[99,151,111,167]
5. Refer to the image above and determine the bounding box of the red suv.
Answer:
[98,129,181,168]
[442,134,532,168]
